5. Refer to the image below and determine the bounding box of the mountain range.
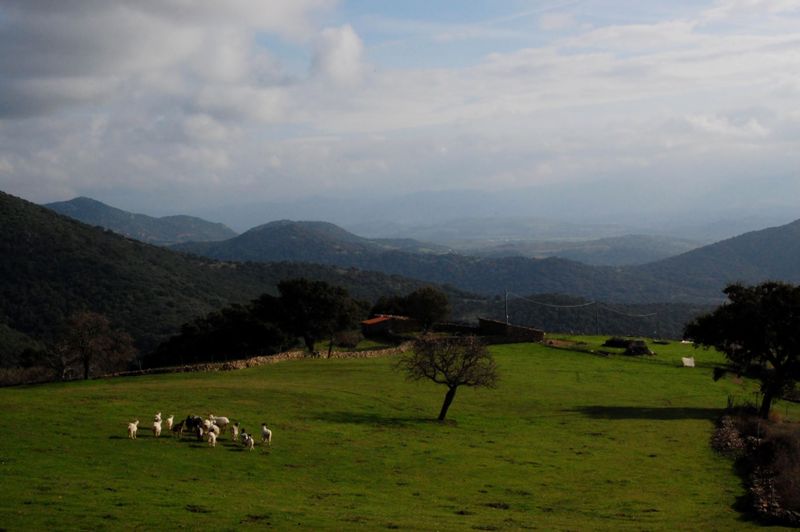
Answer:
[173,217,800,303]
[44,196,800,304]
[45,196,237,245]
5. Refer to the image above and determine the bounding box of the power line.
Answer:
[595,304,657,318]
[506,291,596,309]
[506,291,658,318]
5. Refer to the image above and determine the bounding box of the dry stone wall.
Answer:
[106,342,413,379]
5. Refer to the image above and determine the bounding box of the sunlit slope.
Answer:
[0,340,786,530]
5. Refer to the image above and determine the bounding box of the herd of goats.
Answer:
[126,412,272,450]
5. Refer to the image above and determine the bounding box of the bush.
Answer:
[718,413,800,523]
[333,330,363,349]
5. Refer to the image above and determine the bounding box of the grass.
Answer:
[0,338,796,530]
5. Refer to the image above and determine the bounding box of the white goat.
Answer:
[231,422,240,443]
[260,423,272,447]
[165,415,174,431]
[244,433,255,451]
[127,420,139,439]
[208,431,217,448]
[154,412,162,423]
[152,419,162,438]
[208,414,230,433]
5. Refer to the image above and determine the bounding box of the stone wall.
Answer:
[104,342,413,379]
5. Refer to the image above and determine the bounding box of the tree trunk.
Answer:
[83,357,91,380]
[438,386,458,421]
[327,332,334,358]
[759,385,776,420]
[303,335,315,354]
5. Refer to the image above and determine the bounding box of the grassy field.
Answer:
[0,338,795,530]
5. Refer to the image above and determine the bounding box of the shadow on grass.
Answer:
[567,405,723,420]
[315,411,440,427]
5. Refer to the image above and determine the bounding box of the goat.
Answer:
[172,420,185,437]
[154,412,162,423]
[127,420,139,439]
[244,433,255,451]
[208,414,230,433]
[208,430,217,448]
[231,422,240,443]
[261,423,272,447]
[165,415,174,431]
[153,419,162,438]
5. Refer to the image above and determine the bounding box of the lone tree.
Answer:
[684,282,800,419]
[397,335,498,421]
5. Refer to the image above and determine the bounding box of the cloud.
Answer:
[0,0,331,118]
[312,25,365,86]
[1,1,800,220]
[538,12,576,31]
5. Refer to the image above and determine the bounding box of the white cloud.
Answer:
[312,25,365,86]
[538,12,576,31]
[1,1,800,219]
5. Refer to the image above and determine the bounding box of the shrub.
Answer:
[333,330,363,349]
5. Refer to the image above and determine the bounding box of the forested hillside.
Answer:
[175,220,712,303]
[636,219,800,291]
[177,217,800,304]
[0,192,469,363]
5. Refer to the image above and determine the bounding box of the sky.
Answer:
[1,0,799,227]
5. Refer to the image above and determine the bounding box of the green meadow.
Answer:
[0,339,794,530]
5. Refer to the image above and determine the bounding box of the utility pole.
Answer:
[505,290,509,325]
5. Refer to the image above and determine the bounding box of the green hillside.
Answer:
[45,196,238,245]
[0,340,787,530]
[0,191,468,359]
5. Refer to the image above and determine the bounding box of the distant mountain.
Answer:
[193,179,800,236]
[172,220,450,260]
[460,234,701,266]
[0,192,467,363]
[45,196,237,245]
[636,218,800,291]
[175,220,715,303]
[346,216,632,243]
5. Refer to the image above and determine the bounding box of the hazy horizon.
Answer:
[2,1,799,230]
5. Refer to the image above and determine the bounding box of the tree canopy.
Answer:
[51,311,136,380]
[371,286,450,331]
[397,335,498,420]
[684,282,800,419]
[278,278,365,353]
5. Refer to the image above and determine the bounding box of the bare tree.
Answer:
[397,335,498,421]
